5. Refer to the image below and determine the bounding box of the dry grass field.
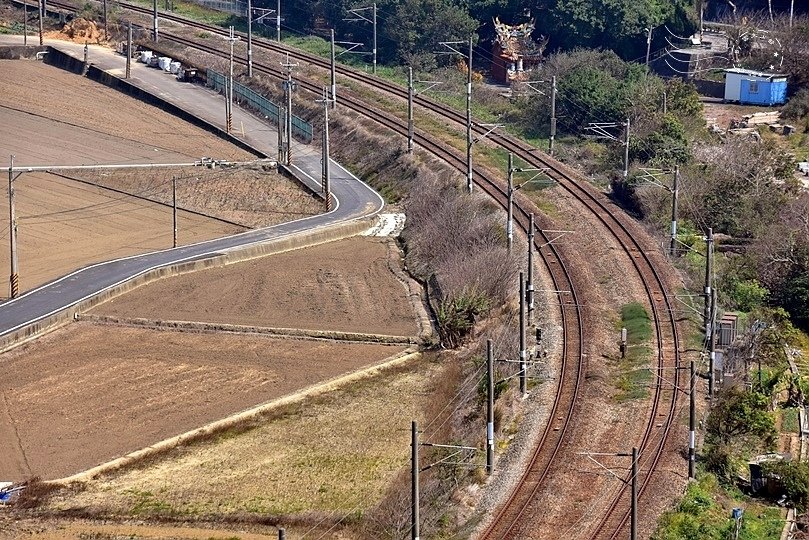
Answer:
[0,321,406,482]
[92,237,419,336]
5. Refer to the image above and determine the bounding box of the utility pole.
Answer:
[276,0,281,41]
[466,35,473,194]
[519,271,527,397]
[278,106,287,164]
[103,0,108,41]
[527,213,535,326]
[23,1,27,46]
[172,176,177,248]
[8,156,19,299]
[645,26,653,67]
[411,420,420,540]
[407,67,414,153]
[152,0,158,42]
[247,0,252,77]
[670,166,679,256]
[549,75,557,156]
[321,87,332,212]
[507,153,514,251]
[689,359,696,479]
[330,29,337,106]
[623,117,630,179]
[372,2,377,74]
[282,56,297,166]
[790,0,794,28]
[631,447,638,540]
[225,26,239,134]
[278,529,285,540]
[38,0,43,46]
[126,22,132,79]
[709,288,717,396]
[704,227,715,396]
[486,339,494,474]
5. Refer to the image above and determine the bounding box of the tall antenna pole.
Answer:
[330,29,337,106]
[372,2,377,74]
[549,75,557,156]
[8,156,19,299]
[670,166,679,256]
[407,67,414,153]
[247,0,252,77]
[466,35,473,194]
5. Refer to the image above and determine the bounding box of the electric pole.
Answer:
[276,0,281,41]
[38,0,43,46]
[645,26,653,67]
[278,106,287,165]
[670,166,679,256]
[23,1,27,46]
[8,156,19,299]
[321,87,332,212]
[705,227,714,396]
[247,0,252,77]
[372,2,377,74]
[549,75,557,156]
[103,0,108,41]
[631,446,638,540]
[278,529,285,540]
[527,213,535,326]
[225,26,239,134]
[623,117,630,179]
[519,271,527,397]
[507,152,514,251]
[330,29,337,106]
[152,0,158,42]
[172,175,177,248]
[411,420,420,540]
[407,67,414,153]
[282,56,297,166]
[689,359,696,479]
[466,35,473,193]
[709,288,717,396]
[486,339,494,474]
[126,22,132,79]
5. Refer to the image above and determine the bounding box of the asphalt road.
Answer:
[0,37,384,339]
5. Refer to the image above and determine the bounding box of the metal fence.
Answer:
[207,69,313,143]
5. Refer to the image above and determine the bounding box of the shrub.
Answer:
[782,89,809,121]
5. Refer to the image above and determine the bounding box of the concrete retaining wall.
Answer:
[0,45,48,59]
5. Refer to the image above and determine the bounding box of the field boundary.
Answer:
[48,348,421,486]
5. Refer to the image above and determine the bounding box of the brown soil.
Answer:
[91,237,419,337]
[0,60,318,294]
[0,321,405,482]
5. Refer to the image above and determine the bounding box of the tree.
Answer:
[706,387,776,447]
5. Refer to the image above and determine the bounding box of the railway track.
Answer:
[39,4,682,537]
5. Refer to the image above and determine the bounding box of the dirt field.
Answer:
[92,237,420,337]
[0,321,405,482]
[0,59,318,295]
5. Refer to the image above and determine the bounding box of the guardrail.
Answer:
[207,69,313,143]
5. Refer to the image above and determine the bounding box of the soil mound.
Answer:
[56,17,103,43]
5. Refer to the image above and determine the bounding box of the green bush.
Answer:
[762,461,809,510]
[782,89,809,121]
[436,292,489,348]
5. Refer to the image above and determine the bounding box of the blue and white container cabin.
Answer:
[724,68,787,106]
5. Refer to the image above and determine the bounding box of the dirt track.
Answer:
[92,236,419,336]
[0,321,405,481]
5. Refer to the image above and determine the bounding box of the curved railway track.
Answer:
[42,4,683,536]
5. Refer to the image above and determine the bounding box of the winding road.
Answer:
[0,37,384,343]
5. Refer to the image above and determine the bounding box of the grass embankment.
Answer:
[614,302,653,401]
[48,357,442,520]
[653,474,784,540]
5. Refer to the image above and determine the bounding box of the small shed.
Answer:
[724,68,787,106]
